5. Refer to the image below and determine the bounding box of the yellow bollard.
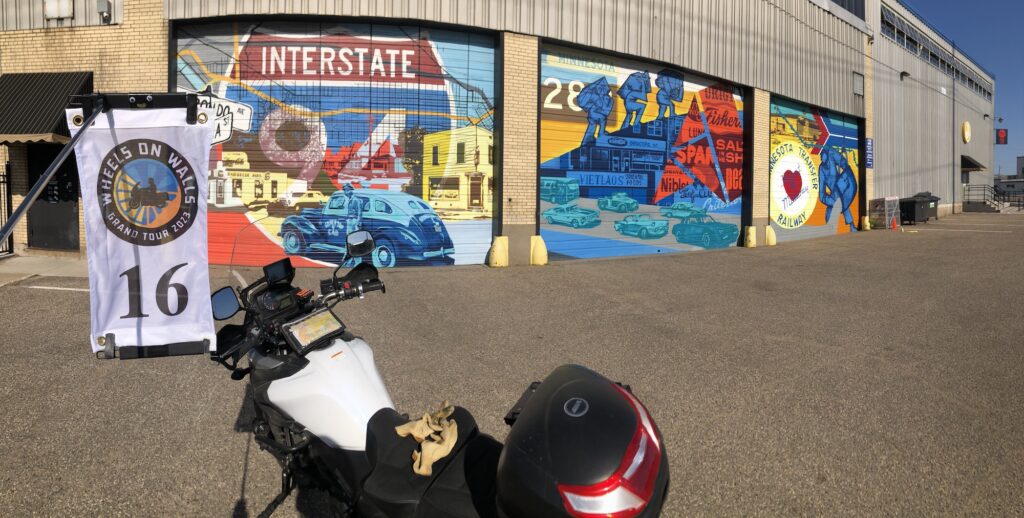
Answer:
[860,216,871,231]
[765,226,777,246]
[487,236,509,268]
[530,235,549,266]
[744,226,757,248]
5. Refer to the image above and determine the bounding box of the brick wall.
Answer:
[750,88,771,243]
[3,145,29,251]
[0,0,167,256]
[499,32,539,264]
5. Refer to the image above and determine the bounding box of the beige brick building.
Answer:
[0,0,166,257]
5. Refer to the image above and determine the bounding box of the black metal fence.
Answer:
[964,184,1024,211]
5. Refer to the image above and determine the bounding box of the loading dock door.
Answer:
[27,143,79,250]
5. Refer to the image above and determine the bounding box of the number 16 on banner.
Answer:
[66,103,217,358]
[119,264,190,319]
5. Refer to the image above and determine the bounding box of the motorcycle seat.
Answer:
[360,406,485,518]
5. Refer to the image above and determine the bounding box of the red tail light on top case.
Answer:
[557,384,662,518]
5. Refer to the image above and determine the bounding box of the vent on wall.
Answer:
[853,72,865,96]
[44,0,74,19]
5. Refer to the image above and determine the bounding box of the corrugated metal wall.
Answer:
[0,0,123,30]
[870,0,995,203]
[955,78,995,188]
[164,0,868,117]
[872,36,954,201]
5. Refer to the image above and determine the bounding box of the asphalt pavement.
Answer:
[1,212,1022,516]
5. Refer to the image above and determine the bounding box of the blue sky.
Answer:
[903,0,1022,175]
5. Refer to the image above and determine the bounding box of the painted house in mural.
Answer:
[422,126,494,216]
[541,120,680,206]
[207,151,295,209]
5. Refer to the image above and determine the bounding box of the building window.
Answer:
[456,142,466,164]
[488,145,494,165]
[431,146,439,166]
[648,119,663,137]
[271,181,278,198]
[831,0,864,19]
[254,180,263,200]
[882,5,991,102]
[232,179,242,197]
[881,21,895,39]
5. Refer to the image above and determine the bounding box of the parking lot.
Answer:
[1,212,1022,516]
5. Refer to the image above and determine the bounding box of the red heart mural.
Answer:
[782,170,802,201]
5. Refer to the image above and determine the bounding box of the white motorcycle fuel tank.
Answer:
[264,334,394,451]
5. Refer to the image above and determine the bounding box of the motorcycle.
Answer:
[128,181,170,209]
[210,223,670,518]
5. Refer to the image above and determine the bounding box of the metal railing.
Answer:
[0,168,11,255]
[964,184,1024,211]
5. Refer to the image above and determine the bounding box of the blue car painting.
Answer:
[279,189,455,267]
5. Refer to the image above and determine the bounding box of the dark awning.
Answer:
[961,155,986,172]
[0,72,93,144]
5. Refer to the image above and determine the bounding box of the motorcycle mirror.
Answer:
[211,286,241,321]
[346,230,375,258]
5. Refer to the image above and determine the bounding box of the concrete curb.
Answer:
[0,273,34,288]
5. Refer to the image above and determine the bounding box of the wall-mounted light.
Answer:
[97,0,112,25]
[899,71,911,81]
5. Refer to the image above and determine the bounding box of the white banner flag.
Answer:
[65,106,217,355]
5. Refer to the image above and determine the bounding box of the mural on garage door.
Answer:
[174,22,496,267]
[539,44,745,259]
[769,98,861,241]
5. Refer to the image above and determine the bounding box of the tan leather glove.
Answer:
[395,401,459,477]
[410,418,458,476]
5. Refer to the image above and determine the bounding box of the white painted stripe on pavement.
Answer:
[932,223,1024,227]
[23,285,90,292]
[912,228,1012,233]
[232,270,247,286]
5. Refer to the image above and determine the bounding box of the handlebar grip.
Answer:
[362,279,385,294]
[337,279,385,300]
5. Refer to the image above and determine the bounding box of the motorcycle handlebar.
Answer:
[324,278,386,303]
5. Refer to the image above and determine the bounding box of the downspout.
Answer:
[952,41,957,214]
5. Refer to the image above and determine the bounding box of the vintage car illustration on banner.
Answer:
[613,214,669,239]
[279,189,455,267]
[659,201,701,219]
[542,203,601,228]
[671,212,740,249]
[596,192,640,213]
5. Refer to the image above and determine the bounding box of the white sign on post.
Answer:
[65,106,218,356]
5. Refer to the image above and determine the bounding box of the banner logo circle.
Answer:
[98,139,198,246]
[769,143,819,229]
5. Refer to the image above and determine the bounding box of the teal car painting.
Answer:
[539,177,581,205]
[597,192,640,213]
[542,203,601,228]
[671,213,739,249]
[613,214,669,239]
[659,201,700,219]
